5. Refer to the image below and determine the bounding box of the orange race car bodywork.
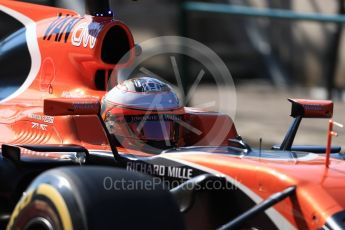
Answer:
[1,1,345,229]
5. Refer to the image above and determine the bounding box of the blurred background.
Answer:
[14,0,345,148]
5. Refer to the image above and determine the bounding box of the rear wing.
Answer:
[280,98,334,151]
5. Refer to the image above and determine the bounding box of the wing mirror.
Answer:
[280,98,334,151]
[44,98,100,116]
[43,97,122,161]
[289,98,333,118]
[228,136,252,152]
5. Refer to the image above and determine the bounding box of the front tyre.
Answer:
[7,166,184,230]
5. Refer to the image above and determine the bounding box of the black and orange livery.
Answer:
[1,1,345,229]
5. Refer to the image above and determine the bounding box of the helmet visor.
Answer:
[128,119,172,141]
[105,113,181,143]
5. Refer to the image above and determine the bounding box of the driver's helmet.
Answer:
[101,75,184,152]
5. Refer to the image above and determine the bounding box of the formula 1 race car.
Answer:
[1,1,345,230]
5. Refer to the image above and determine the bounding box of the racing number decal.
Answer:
[31,122,48,130]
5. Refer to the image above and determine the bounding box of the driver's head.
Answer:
[101,75,183,153]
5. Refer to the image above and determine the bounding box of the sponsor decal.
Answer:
[43,13,81,43]
[40,58,55,93]
[133,78,170,92]
[302,104,323,111]
[71,22,103,49]
[28,113,54,124]
[61,91,85,98]
[72,102,99,110]
[119,78,171,93]
[126,161,193,179]
[124,114,182,123]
